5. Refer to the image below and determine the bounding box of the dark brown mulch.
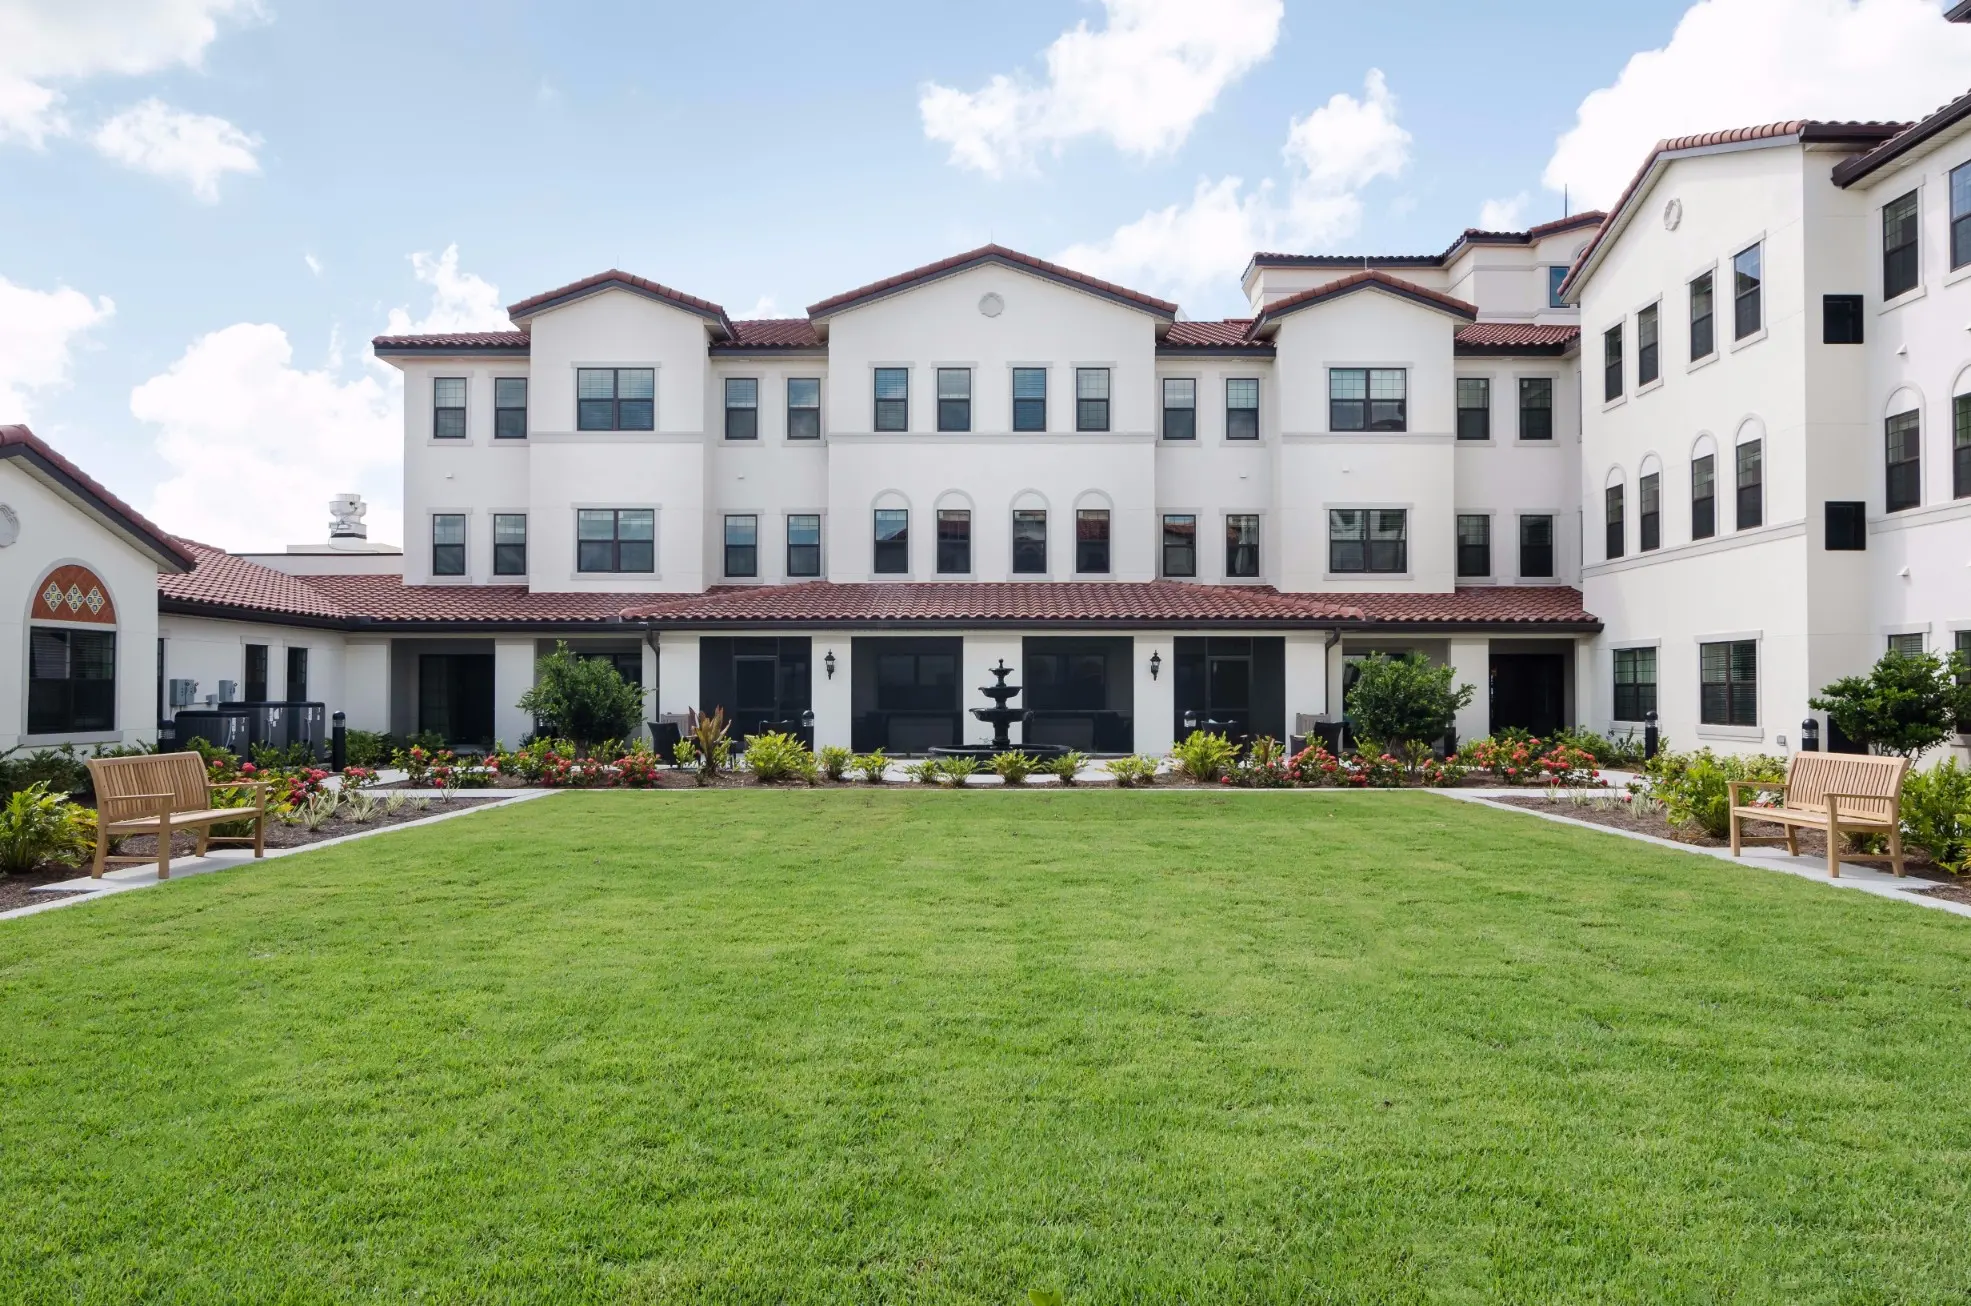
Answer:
[0,862,95,913]
[1482,793,1962,888]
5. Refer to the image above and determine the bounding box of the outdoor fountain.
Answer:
[928,659,1071,762]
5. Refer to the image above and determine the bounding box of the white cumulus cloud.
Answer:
[1544,0,1971,209]
[382,245,509,337]
[0,0,259,147]
[1057,69,1411,304]
[0,274,115,421]
[920,0,1283,176]
[90,97,258,201]
[1478,193,1530,231]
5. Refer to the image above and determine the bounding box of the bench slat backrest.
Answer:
[87,753,210,823]
[1783,752,1907,824]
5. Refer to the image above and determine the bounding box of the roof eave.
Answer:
[0,441,194,572]
[807,251,1177,323]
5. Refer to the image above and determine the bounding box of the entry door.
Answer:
[1489,654,1565,737]
[419,654,495,746]
[699,638,813,743]
[850,637,961,753]
[1172,637,1285,745]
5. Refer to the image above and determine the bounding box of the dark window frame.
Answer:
[1075,367,1111,432]
[1689,270,1715,361]
[1824,500,1867,551]
[1692,452,1717,541]
[431,513,466,576]
[873,508,910,574]
[1011,508,1048,575]
[1548,265,1569,309]
[935,509,970,575]
[936,367,972,432]
[576,508,656,573]
[1012,367,1047,432]
[26,627,116,736]
[724,513,759,578]
[1956,393,1971,500]
[1162,376,1197,441]
[724,376,759,441]
[1605,483,1624,560]
[1639,470,1661,552]
[1603,324,1623,402]
[1700,639,1758,727]
[1075,508,1111,575]
[492,512,527,576]
[1225,513,1260,578]
[493,376,527,439]
[1637,302,1660,387]
[1886,409,1922,513]
[1613,647,1657,723]
[786,513,822,577]
[1733,243,1762,341]
[1823,294,1865,344]
[1735,439,1763,530]
[1329,367,1407,432]
[576,367,655,432]
[873,367,909,432]
[1883,189,1920,301]
[1456,377,1490,441]
[1518,376,1554,441]
[433,376,467,439]
[1161,514,1197,578]
[1328,508,1407,574]
[1225,377,1259,440]
[1953,160,1971,271]
[787,377,821,440]
[1456,513,1491,578]
[1518,514,1554,578]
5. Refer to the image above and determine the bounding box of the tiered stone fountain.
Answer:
[929,660,1070,762]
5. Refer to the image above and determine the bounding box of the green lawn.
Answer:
[3,792,1969,1303]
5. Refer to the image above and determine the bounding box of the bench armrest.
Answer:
[1727,781,1786,806]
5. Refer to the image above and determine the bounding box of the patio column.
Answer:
[1134,633,1175,756]
[808,632,852,751]
[657,634,699,717]
[1448,637,1489,746]
[342,641,390,733]
[493,639,535,748]
[1283,633,1328,736]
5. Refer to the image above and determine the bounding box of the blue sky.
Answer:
[4,0,1969,549]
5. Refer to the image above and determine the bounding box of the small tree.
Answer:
[516,643,647,755]
[1808,648,1971,758]
[1345,652,1475,752]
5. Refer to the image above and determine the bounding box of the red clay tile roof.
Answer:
[1347,586,1595,627]
[1251,272,1477,333]
[1162,319,1258,347]
[808,245,1178,319]
[303,575,645,624]
[622,581,1354,625]
[371,330,531,354]
[1560,120,1906,300]
[159,540,349,618]
[1524,212,1607,239]
[0,425,194,570]
[506,269,734,337]
[1454,322,1580,354]
[1247,212,1607,276]
[1832,86,1971,187]
[721,318,823,348]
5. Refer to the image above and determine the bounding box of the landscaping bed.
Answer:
[103,793,514,859]
[0,865,93,914]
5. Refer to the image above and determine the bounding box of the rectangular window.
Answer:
[1888,632,1926,657]
[873,368,909,432]
[1640,471,1661,552]
[576,368,655,431]
[1957,393,1971,499]
[1329,509,1407,574]
[1735,440,1763,530]
[1604,484,1624,560]
[1613,647,1657,722]
[873,508,909,574]
[1825,501,1866,551]
[724,514,758,577]
[1883,189,1920,300]
[493,513,527,575]
[936,367,971,432]
[724,377,759,440]
[1733,243,1762,340]
[1687,453,1717,540]
[433,377,467,439]
[245,643,268,702]
[494,377,527,439]
[286,646,308,702]
[787,377,821,439]
[1518,377,1553,441]
[432,513,466,576]
[576,508,655,573]
[786,513,821,577]
[1075,367,1110,432]
[1162,377,1197,440]
[1076,509,1111,574]
[1886,409,1922,512]
[1690,271,1715,361]
[1162,514,1197,577]
[1329,368,1407,431]
[1823,294,1864,344]
[1637,303,1660,387]
[1548,265,1569,309]
[1456,514,1491,578]
[1226,378,1259,439]
[1226,514,1260,578]
[26,628,115,735]
[1953,160,1971,271]
[935,509,970,575]
[1519,514,1554,578]
[1603,324,1623,402]
[1456,378,1490,441]
[1012,509,1048,574]
[1700,639,1758,727]
[1012,367,1047,432]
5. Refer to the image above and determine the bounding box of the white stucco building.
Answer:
[10,61,1970,763]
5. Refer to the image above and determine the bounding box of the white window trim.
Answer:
[1454,374,1494,443]
[570,361,661,434]
[1694,630,1761,735]
[1875,181,1926,311]
[1513,510,1561,582]
[784,508,826,581]
[1453,508,1496,583]
[1159,371,1202,442]
[1158,506,1204,580]
[489,506,530,581]
[1323,501,1414,582]
[426,508,472,585]
[570,503,661,581]
[1221,509,1267,584]
[1511,371,1560,444]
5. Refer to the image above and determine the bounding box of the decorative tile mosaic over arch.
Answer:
[32,564,117,625]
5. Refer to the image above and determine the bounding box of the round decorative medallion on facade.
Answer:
[32,564,116,624]
[0,503,17,547]
[978,292,1005,318]
[1663,198,1682,231]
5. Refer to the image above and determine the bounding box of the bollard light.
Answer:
[1801,716,1820,752]
[1642,709,1659,761]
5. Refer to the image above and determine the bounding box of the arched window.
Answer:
[932,490,972,576]
[1733,418,1765,531]
[1603,466,1626,561]
[1010,490,1049,576]
[871,490,910,575]
[1072,490,1113,575]
[1690,433,1719,540]
[27,564,119,737]
[1637,454,1663,552]
[1953,367,1971,500]
[1885,387,1923,513]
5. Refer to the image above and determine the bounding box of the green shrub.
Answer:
[1810,648,1971,758]
[1644,748,1787,837]
[744,731,817,784]
[1042,751,1088,785]
[1170,730,1237,784]
[1901,758,1971,874]
[251,741,318,770]
[516,642,648,754]
[989,751,1035,785]
[0,782,95,874]
[0,746,91,801]
[903,758,944,785]
[672,708,732,785]
[939,757,979,787]
[1105,755,1158,787]
[343,730,395,768]
[1345,653,1475,751]
[817,745,853,782]
[850,750,890,784]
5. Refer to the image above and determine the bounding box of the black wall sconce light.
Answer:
[824,651,837,679]
[1149,651,1162,681]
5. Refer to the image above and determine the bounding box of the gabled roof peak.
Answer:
[506,269,734,338]
[807,244,1178,320]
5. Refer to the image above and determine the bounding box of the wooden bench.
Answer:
[86,752,267,880]
[1728,752,1907,879]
